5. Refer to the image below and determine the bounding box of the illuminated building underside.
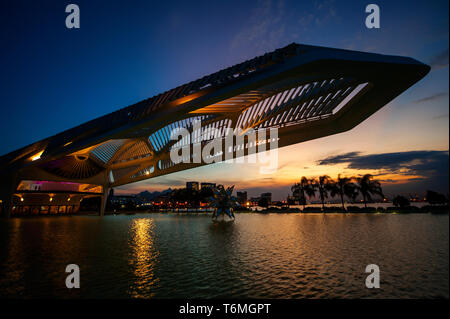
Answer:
[0,43,429,216]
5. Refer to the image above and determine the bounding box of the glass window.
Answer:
[17,180,102,193]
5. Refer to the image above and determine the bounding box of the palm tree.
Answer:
[291,177,316,209]
[209,185,238,221]
[291,182,301,205]
[393,195,410,208]
[316,175,333,210]
[329,174,357,210]
[355,174,384,208]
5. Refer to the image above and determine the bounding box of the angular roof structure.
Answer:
[0,43,430,192]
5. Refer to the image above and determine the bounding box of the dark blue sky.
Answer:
[0,0,447,154]
[0,0,448,198]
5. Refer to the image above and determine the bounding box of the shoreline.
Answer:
[4,206,449,218]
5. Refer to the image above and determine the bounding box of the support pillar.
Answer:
[2,194,12,218]
[1,174,18,218]
[99,186,110,216]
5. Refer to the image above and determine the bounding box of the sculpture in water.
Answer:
[209,185,237,222]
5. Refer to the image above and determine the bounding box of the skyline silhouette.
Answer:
[1,0,448,200]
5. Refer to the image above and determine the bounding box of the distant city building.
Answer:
[249,197,260,206]
[151,193,172,206]
[287,195,297,205]
[272,201,285,207]
[108,194,139,210]
[186,182,199,191]
[201,183,216,190]
[237,191,248,204]
[260,192,272,204]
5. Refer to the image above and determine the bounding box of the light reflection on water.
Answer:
[0,213,448,298]
[127,218,159,298]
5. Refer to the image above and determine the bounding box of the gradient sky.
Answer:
[0,0,448,200]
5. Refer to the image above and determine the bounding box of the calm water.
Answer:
[0,213,448,299]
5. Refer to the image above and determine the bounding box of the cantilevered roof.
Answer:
[0,43,430,187]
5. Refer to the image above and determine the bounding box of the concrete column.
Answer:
[2,194,12,218]
[1,175,18,218]
[99,186,110,216]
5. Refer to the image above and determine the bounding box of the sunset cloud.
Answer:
[414,92,448,103]
[318,150,448,172]
[316,150,449,194]
[430,48,449,69]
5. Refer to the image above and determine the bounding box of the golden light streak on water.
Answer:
[127,218,159,298]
